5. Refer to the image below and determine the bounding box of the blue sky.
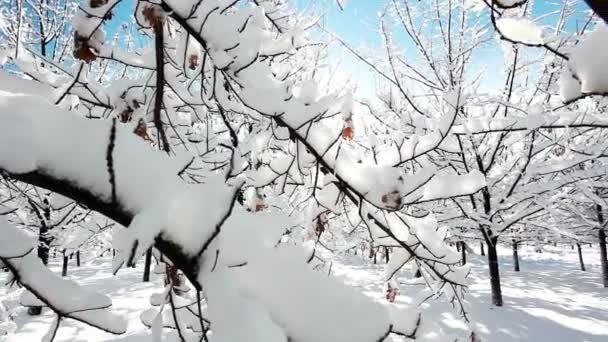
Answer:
[290,0,595,98]
[106,0,595,98]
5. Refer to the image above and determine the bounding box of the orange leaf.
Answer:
[342,126,354,141]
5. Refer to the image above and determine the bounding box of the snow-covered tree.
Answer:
[0,0,490,340]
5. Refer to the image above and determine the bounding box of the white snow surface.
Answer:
[2,245,608,341]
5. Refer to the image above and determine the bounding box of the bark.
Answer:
[153,16,170,153]
[460,241,466,265]
[584,0,608,23]
[384,246,390,263]
[36,198,52,266]
[600,228,608,287]
[27,306,42,316]
[596,201,608,287]
[62,250,68,277]
[37,225,50,265]
[76,250,81,267]
[486,237,503,306]
[512,240,520,272]
[32,200,50,324]
[143,248,152,282]
[577,243,586,272]
[480,241,485,256]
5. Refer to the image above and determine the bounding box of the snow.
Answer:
[0,217,34,257]
[496,17,544,45]
[0,75,248,263]
[2,0,607,340]
[194,206,393,342]
[412,170,486,203]
[0,219,126,335]
[333,245,608,342]
[560,25,608,102]
[559,67,583,103]
[453,109,608,134]
[3,246,607,341]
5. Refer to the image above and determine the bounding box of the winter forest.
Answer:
[0,0,607,341]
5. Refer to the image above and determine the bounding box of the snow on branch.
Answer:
[487,1,568,60]
[452,110,608,134]
[0,217,126,334]
[559,25,608,103]
[0,79,228,286]
[0,74,426,341]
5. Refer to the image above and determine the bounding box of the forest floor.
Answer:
[1,245,607,341]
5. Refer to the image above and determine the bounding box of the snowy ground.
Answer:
[1,245,607,341]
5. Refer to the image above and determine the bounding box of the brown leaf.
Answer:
[90,0,108,8]
[341,126,354,141]
[73,35,97,63]
[142,6,161,26]
[119,108,133,123]
[133,118,152,142]
[381,190,402,209]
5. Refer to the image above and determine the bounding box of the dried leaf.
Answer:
[341,126,354,141]
[90,0,108,8]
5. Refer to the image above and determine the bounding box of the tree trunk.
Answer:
[596,199,608,287]
[384,246,389,263]
[36,199,52,266]
[143,248,152,282]
[480,241,485,256]
[487,237,503,306]
[577,243,586,272]
[37,224,50,266]
[460,241,466,265]
[76,250,81,267]
[32,201,52,316]
[599,228,608,287]
[414,269,422,278]
[62,250,68,277]
[512,240,520,272]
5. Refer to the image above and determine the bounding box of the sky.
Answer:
[289,0,595,99]
[105,0,596,100]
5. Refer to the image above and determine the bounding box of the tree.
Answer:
[0,0,487,340]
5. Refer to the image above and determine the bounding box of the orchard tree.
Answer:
[549,181,608,285]
[0,0,488,340]
[351,0,608,307]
